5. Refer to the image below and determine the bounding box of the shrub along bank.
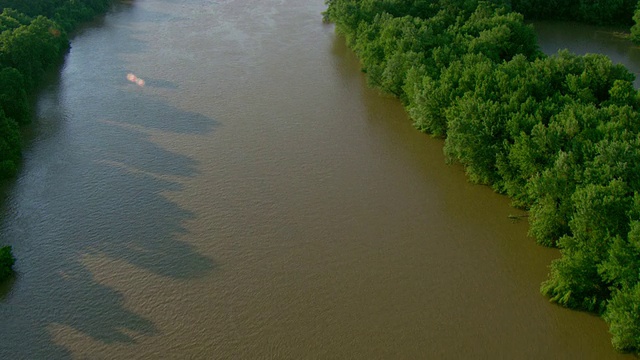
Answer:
[324,0,640,353]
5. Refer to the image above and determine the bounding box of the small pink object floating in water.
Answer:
[126,73,145,87]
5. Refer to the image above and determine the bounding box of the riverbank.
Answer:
[0,1,122,282]
[0,1,119,181]
[325,0,640,354]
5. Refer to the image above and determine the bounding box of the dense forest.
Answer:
[0,0,115,280]
[324,0,640,354]
[509,0,637,25]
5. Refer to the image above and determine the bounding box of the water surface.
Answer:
[534,20,640,87]
[0,1,634,358]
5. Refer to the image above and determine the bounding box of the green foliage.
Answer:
[0,8,31,32]
[0,108,21,179]
[526,151,576,245]
[0,2,115,288]
[0,245,15,282]
[510,0,637,25]
[604,284,640,353]
[0,0,113,31]
[0,1,113,180]
[600,216,640,290]
[0,67,29,125]
[326,0,640,352]
[632,3,640,45]
[0,16,69,89]
[541,179,632,312]
[444,92,506,185]
[601,196,640,353]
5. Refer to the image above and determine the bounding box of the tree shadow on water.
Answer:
[0,4,219,359]
[0,273,16,298]
[137,76,179,90]
[0,83,218,359]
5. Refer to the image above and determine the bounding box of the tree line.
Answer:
[0,0,114,180]
[509,0,637,25]
[0,0,115,281]
[324,0,640,353]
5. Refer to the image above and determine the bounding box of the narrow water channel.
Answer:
[0,1,635,358]
[534,20,640,87]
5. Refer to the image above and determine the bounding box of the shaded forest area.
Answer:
[324,0,640,354]
[509,0,637,25]
[0,0,115,280]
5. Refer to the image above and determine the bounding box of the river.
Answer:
[534,20,640,88]
[0,1,635,358]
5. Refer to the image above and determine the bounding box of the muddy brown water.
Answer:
[0,2,636,358]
